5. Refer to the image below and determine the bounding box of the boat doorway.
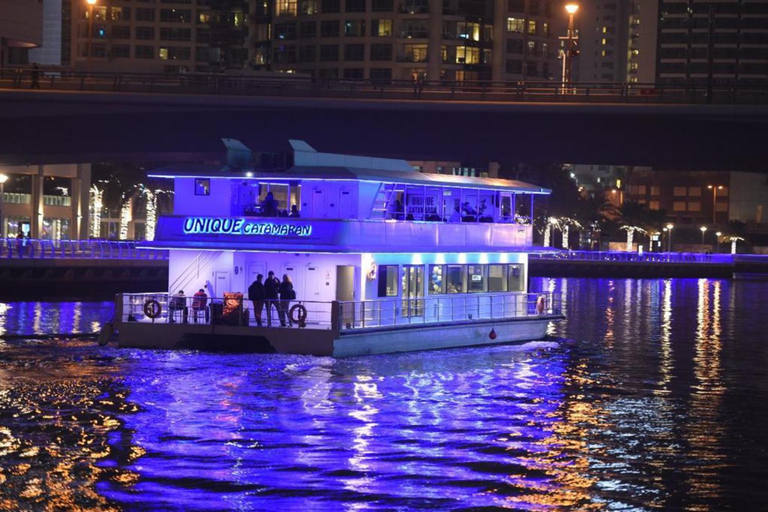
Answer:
[401,265,424,318]
[212,270,231,298]
[336,265,355,327]
[246,263,266,290]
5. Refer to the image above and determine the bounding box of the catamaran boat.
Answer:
[114,140,564,356]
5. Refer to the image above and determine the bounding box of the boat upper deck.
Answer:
[144,140,551,252]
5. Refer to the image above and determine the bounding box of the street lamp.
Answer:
[700,225,707,245]
[0,173,7,238]
[560,3,579,88]
[86,0,97,73]
[707,184,724,224]
[715,231,722,252]
[666,223,674,252]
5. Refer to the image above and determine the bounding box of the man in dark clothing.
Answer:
[263,271,280,327]
[247,274,265,326]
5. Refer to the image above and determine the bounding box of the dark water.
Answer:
[0,278,767,511]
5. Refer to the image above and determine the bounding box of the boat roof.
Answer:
[148,164,551,194]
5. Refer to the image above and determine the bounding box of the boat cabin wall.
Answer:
[362,253,529,301]
[299,182,360,219]
[174,178,231,217]
[168,250,363,304]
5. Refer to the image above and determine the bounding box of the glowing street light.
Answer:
[715,231,722,252]
[700,225,707,245]
[0,173,7,238]
[707,184,724,224]
[560,3,580,88]
[666,223,674,252]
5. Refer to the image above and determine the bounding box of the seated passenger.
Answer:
[289,205,300,218]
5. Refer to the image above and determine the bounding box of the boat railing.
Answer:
[1,238,169,260]
[337,292,562,331]
[117,293,334,329]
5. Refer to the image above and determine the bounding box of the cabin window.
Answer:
[467,265,487,293]
[508,264,524,291]
[195,178,210,196]
[445,265,465,293]
[377,265,399,297]
[428,264,444,294]
[488,264,507,291]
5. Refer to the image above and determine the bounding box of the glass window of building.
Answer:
[673,187,687,196]
[300,22,316,38]
[507,38,523,54]
[673,201,686,211]
[688,202,701,212]
[112,26,131,39]
[488,264,507,292]
[688,187,701,197]
[346,0,365,12]
[370,43,392,60]
[322,0,340,13]
[371,19,392,36]
[378,265,399,297]
[136,45,154,59]
[527,20,537,35]
[300,0,318,14]
[507,17,524,33]
[299,45,316,61]
[136,26,154,40]
[457,21,480,41]
[345,20,365,36]
[456,46,479,64]
[371,0,393,11]
[320,44,339,61]
[404,44,427,62]
[321,20,340,37]
[429,265,444,294]
[467,265,487,293]
[446,265,465,293]
[278,0,298,15]
[344,44,365,61]
[508,264,524,291]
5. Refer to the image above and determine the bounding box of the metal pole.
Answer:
[0,181,4,239]
[712,187,717,224]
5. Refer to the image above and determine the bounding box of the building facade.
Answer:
[657,0,768,85]
[1,164,90,240]
[68,0,248,73]
[575,0,630,83]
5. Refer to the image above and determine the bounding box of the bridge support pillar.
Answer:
[31,165,44,239]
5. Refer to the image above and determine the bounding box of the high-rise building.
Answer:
[254,0,559,82]
[625,0,656,83]
[657,0,768,86]
[67,0,248,73]
[575,0,629,83]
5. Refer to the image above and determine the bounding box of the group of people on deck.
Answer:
[247,271,295,327]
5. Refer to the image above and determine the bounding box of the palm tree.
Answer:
[618,201,667,251]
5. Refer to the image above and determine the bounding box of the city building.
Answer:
[575,0,629,83]
[625,0,656,83]
[251,0,561,82]
[0,0,43,66]
[67,0,249,73]
[28,0,64,66]
[0,164,91,240]
[624,169,768,226]
[656,0,768,86]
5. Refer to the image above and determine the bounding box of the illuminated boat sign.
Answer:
[183,217,313,237]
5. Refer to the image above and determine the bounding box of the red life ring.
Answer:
[289,304,308,325]
[144,299,162,319]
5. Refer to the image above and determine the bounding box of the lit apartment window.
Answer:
[673,201,686,211]
[527,20,537,35]
[651,186,660,196]
[688,202,701,211]
[507,17,524,33]
[456,46,480,64]
[649,201,660,210]
[158,47,168,60]
[688,187,701,196]
[673,187,687,196]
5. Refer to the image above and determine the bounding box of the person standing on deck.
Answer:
[278,274,295,327]
[248,274,265,326]
[264,271,280,327]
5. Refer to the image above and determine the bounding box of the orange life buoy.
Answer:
[289,304,308,325]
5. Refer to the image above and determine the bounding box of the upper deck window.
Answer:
[195,179,210,196]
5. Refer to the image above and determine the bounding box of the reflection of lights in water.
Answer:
[685,278,725,505]
[604,280,616,348]
[33,302,42,335]
[0,303,10,337]
[656,279,674,393]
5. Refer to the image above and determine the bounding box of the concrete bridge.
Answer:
[1,87,768,171]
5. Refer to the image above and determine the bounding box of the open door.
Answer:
[336,265,356,327]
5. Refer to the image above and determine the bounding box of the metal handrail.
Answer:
[337,291,561,331]
[3,68,768,105]
[0,238,169,260]
[118,292,334,329]
[530,250,738,264]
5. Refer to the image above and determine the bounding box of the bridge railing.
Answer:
[3,68,768,105]
[530,251,736,264]
[0,238,168,260]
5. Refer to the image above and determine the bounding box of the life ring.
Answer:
[289,304,308,325]
[143,299,162,319]
[535,295,546,315]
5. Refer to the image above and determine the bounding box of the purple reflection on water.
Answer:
[0,301,112,336]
